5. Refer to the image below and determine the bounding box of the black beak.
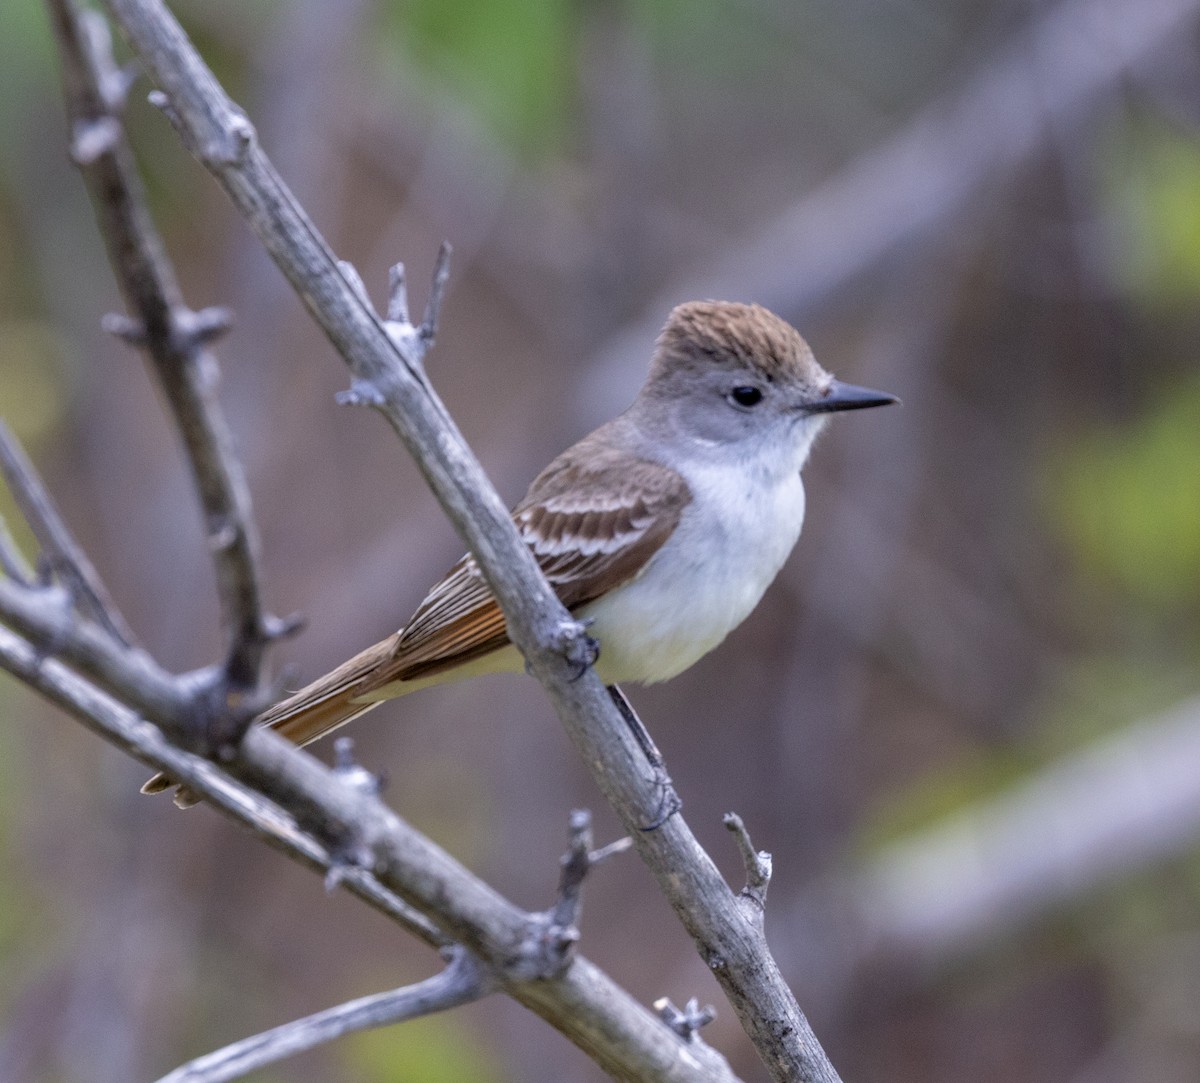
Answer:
[807,379,900,413]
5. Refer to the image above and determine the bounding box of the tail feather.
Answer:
[142,633,401,807]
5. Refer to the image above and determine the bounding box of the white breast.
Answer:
[582,455,806,685]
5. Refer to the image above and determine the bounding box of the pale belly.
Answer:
[374,466,807,695]
[581,472,806,685]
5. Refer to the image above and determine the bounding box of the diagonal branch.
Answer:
[46,0,286,696]
[0,513,34,585]
[155,948,492,1083]
[0,421,137,646]
[95,3,841,1078]
[0,573,190,726]
[0,619,738,1083]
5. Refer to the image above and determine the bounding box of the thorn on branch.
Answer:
[387,262,410,323]
[418,241,452,348]
[202,112,255,166]
[324,835,377,893]
[333,736,384,800]
[723,812,771,911]
[146,88,181,129]
[175,304,234,349]
[263,611,306,642]
[101,311,146,345]
[70,116,121,165]
[588,834,635,866]
[654,996,717,1040]
[335,379,387,408]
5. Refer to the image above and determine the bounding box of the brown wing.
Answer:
[361,442,692,686]
[143,440,691,799]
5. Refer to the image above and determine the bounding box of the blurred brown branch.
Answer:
[584,0,1200,417]
[840,694,1200,970]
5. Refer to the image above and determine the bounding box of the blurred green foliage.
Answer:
[378,0,576,154]
[857,744,1030,851]
[343,1011,503,1083]
[1105,118,1200,306]
[0,680,56,1028]
[1050,377,1200,613]
[867,371,1200,848]
[0,2,55,159]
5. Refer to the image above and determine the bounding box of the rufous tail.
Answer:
[142,633,402,808]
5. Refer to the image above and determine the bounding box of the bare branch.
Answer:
[155,948,492,1083]
[97,1,839,1076]
[0,617,738,1082]
[0,421,137,646]
[46,0,279,696]
[550,809,632,941]
[0,574,191,727]
[840,694,1200,969]
[723,813,772,915]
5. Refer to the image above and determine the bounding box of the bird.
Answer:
[143,301,896,806]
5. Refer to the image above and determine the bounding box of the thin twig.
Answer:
[386,262,410,323]
[0,514,34,585]
[0,421,138,646]
[46,0,281,697]
[155,948,492,1083]
[723,813,772,914]
[550,809,632,940]
[418,240,452,347]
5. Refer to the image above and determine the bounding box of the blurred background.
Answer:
[2,0,1200,1079]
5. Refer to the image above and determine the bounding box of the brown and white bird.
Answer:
[144,301,896,805]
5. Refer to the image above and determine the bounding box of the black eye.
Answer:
[729,386,763,407]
